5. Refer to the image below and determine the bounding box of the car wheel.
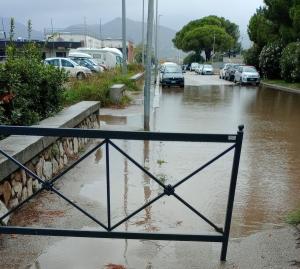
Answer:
[77,72,85,80]
[240,78,244,86]
[256,82,260,86]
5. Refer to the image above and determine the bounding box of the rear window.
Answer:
[165,66,182,73]
[243,67,257,72]
[46,59,60,67]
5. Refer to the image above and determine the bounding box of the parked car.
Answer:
[219,63,232,79]
[225,64,243,81]
[234,66,260,85]
[68,52,104,73]
[69,48,122,69]
[195,64,204,74]
[45,57,92,79]
[190,62,199,71]
[161,65,184,88]
[160,62,178,83]
[202,64,214,75]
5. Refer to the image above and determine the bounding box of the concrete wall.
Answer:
[0,101,100,222]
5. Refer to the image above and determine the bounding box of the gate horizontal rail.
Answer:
[0,124,244,261]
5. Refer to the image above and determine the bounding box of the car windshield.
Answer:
[204,65,212,68]
[87,59,98,66]
[243,67,257,72]
[165,66,181,73]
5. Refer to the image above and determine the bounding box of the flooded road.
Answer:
[28,74,300,268]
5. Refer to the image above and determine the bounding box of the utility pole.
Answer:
[144,0,154,131]
[99,18,103,48]
[142,0,145,65]
[50,18,54,57]
[84,16,87,47]
[154,0,158,82]
[122,0,127,74]
[212,32,216,63]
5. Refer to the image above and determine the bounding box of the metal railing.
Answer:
[0,125,244,261]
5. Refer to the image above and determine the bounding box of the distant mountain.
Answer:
[0,17,43,40]
[0,17,182,60]
[64,17,182,60]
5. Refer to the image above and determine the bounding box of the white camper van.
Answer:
[69,48,122,69]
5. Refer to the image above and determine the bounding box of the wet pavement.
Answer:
[1,73,300,268]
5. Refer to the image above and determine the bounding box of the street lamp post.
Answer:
[154,0,158,83]
[142,0,145,65]
[122,0,127,74]
[144,0,154,131]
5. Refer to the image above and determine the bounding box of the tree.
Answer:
[9,17,15,42]
[27,19,32,41]
[248,7,278,49]
[183,52,205,64]
[173,16,238,61]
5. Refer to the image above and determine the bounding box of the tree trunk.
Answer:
[205,49,212,61]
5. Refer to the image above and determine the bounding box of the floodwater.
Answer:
[30,82,300,269]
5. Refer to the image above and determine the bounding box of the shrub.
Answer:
[259,41,284,79]
[243,45,261,69]
[65,69,141,106]
[127,63,144,74]
[0,43,68,125]
[280,42,300,82]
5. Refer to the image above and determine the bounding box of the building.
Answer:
[0,40,82,61]
[45,32,134,63]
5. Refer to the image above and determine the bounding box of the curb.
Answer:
[261,82,300,95]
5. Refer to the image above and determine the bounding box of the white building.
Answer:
[46,33,134,62]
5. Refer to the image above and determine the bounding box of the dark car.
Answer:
[225,64,244,81]
[161,65,184,88]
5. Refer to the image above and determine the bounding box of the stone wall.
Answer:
[0,102,100,224]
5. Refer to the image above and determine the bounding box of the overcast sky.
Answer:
[1,0,264,39]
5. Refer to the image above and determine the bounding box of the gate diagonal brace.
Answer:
[164,184,175,196]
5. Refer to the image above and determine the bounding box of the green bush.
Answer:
[65,69,140,107]
[259,41,284,79]
[243,45,261,69]
[0,43,68,125]
[127,63,144,74]
[280,42,300,82]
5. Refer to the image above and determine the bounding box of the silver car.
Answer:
[202,64,214,75]
[234,66,260,85]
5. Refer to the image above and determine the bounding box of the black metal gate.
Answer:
[0,125,244,261]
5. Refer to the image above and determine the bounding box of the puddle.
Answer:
[29,84,300,269]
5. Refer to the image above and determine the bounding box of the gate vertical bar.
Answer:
[105,139,111,230]
[220,125,244,261]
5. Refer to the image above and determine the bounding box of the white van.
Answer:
[68,52,104,72]
[69,48,122,69]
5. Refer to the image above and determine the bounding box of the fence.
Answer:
[0,125,244,261]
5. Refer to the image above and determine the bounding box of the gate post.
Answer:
[220,125,244,261]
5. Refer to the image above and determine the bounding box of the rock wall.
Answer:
[0,113,99,223]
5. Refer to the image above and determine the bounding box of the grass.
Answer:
[263,79,300,91]
[64,64,144,107]
[157,159,167,166]
[286,208,300,225]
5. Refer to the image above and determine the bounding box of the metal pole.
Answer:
[144,0,154,131]
[212,33,215,63]
[84,16,87,47]
[220,125,244,261]
[122,0,127,74]
[142,0,145,65]
[154,0,158,83]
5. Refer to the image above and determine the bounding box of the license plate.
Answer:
[171,80,176,83]
[249,78,255,81]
